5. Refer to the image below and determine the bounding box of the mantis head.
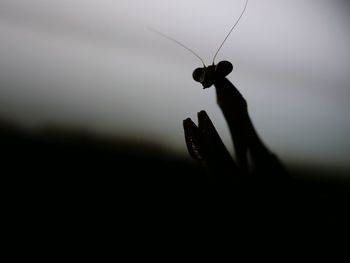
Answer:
[193,61,233,89]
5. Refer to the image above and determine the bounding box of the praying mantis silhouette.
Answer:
[152,0,286,178]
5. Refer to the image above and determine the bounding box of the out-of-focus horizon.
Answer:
[1,0,350,174]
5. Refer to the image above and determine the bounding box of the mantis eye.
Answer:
[216,61,233,78]
[193,68,204,82]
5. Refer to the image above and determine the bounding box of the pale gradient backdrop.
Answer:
[0,0,350,172]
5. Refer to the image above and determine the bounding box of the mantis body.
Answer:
[153,1,265,173]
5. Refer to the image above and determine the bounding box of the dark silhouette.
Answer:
[186,61,287,178]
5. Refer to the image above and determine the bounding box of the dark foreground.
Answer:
[2,119,350,251]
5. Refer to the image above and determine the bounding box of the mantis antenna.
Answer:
[149,0,248,67]
[212,0,249,64]
[148,27,206,67]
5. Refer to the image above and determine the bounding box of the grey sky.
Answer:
[0,0,350,172]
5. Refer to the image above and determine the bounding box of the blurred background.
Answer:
[1,0,350,180]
